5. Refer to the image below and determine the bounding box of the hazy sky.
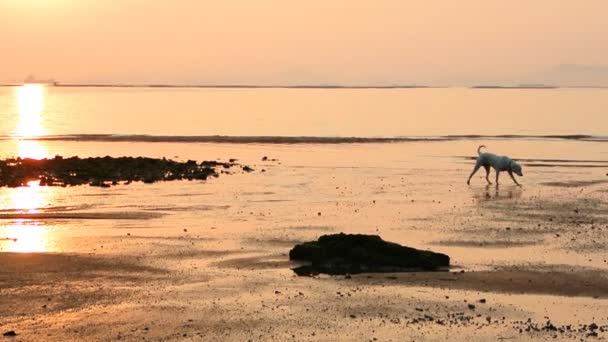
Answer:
[1,0,607,85]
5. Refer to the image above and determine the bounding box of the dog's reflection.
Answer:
[473,184,523,201]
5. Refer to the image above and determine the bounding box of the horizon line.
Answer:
[2,83,608,89]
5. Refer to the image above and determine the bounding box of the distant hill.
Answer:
[523,64,608,87]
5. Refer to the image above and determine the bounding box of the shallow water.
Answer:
[1,85,608,138]
[1,86,608,340]
[0,140,606,265]
[1,86,606,272]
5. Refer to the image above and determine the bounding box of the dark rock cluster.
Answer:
[289,233,450,276]
[0,156,243,188]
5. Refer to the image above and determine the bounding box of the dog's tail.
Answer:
[477,145,486,155]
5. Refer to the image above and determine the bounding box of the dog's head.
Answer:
[510,161,523,176]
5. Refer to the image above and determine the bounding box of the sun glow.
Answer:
[0,85,56,252]
[17,140,50,160]
[10,180,49,213]
[15,84,47,138]
[0,180,57,253]
[13,84,50,159]
[2,223,51,253]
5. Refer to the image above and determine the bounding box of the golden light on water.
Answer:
[0,179,56,253]
[17,140,50,160]
[0,85,56,252]
[14,84,50,159]
[10,180,49,213]
[3,223,51,253]
[15,84,47,138]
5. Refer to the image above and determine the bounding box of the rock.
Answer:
[0,156,249,187]
[289,233,450,276]
[468,304,476,310]
[3,331,17,337]
[242,166,254,172]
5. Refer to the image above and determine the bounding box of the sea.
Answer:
[0,85,607,261]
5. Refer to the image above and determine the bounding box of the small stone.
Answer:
[3,331,17,337]
[468,304,476,310]
[479,299,486,303]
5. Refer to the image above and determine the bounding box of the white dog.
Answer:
[467,145,523,186]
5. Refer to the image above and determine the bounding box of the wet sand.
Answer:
[1,140,608,340]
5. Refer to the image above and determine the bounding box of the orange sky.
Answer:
[1,0,607,85]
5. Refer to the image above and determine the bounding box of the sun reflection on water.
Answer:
[17,140,50,160]
[13,84,50,159]
[10,180,49,213]
[0,85,58,252]
[15,84,47,138]
[2,222,51,253]
[0,174,56,253]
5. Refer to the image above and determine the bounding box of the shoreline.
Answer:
[1,141,607,340]
[3,83,608,89]
[2,134,607,144]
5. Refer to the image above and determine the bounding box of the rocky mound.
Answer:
[0,155,247,187]
[289,233,450,276]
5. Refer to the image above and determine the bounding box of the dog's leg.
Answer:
[495,170,500,187]
[484,165,492,184]
[508,170,521,186]
[467,163,482,185]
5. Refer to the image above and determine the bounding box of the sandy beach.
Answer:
[1,139,607,341]
[3,0,608,339]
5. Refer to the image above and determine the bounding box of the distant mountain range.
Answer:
[2,65,608,88]
[520,64,608,87]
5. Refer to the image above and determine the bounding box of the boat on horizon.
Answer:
[22,75,58,86]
